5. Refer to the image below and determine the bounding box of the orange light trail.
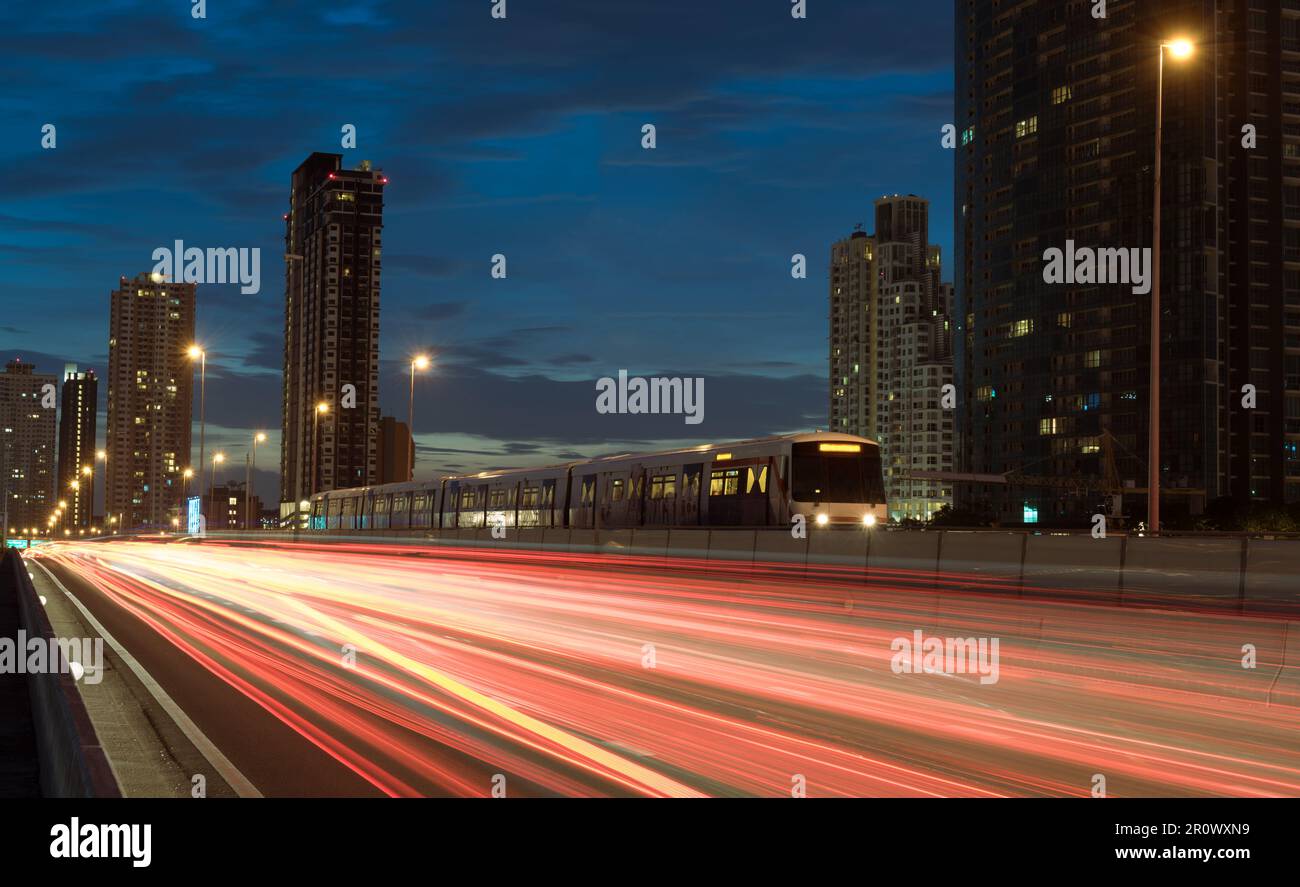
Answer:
[31,539,1300,797]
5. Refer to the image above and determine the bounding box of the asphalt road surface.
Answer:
[30,538,1300,797]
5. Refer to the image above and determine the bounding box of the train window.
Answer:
[746,466,768,494]
[649,474,677,499]
[521,486,540,507]
[542,481,555,506]
[709,468,741,496]
[413,495,426,512]
[488,488,510,509]
[328,499,342,516]
[375,496,388,513]
[393,494,408,512]
[611,479,625,502]
[460,489,477,509]
[580,478,595,504]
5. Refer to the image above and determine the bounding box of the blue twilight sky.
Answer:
[0,0,953,505]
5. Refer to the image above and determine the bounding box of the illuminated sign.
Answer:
[1023,503,1039,524]
[186,497,203,535]
[819,443,862,453]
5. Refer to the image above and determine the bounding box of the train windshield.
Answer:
[791,442,885,504]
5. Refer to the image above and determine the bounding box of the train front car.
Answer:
[788,434,887,528]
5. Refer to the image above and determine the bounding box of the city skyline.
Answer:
[0,1,954,509]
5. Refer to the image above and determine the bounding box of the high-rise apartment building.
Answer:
[955,0,1300,523]
[0,358,57,535]
[57,364,98,528]
[106,273,196,530]
[829,195,956,521]
[280,152,386,513]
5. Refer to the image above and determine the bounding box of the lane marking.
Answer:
[32,559,264,798]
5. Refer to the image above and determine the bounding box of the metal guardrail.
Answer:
[1,550,119,798]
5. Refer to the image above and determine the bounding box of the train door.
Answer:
[707,463,743,525]
[542,478,557,528]
[444,481,460,528]
[570,473,596,528]
[680,464,702,525]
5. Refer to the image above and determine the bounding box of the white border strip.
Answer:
[32,560,263,798]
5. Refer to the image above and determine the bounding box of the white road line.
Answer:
[31,559,264,798]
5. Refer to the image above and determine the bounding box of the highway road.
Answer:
[29,538,1300,797]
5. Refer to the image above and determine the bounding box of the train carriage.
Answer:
[308,431,885,534]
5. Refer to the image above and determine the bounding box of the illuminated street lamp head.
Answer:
[187,345,204,360]
[58,500,67,509]
[1166,38,1194,59]
[183,467,194,479]
[255,432,268,443]
[82,465,92,476]
[96,449,107,461]
[316,402,330,414]
[412,354,431,371]
[69,480,79,491]
[214,452,225,465]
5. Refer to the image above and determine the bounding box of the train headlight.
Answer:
[816,513,829,526]
[863,514,877,527]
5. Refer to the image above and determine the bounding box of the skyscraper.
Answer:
[106,273,196,530]
[0,358,57,535]
[57,364,98,529]
[280,152,387,514]
[829,196,955,522]
[954,0,1300,524]
[829,225,878,439]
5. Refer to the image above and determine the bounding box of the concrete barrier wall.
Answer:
[1022,535,1124,605]
[203,528,1300,616]
[939,531,1024,592]
[4,551,119,798]
[1122,537,1244,611]
[1243,540,1300,617]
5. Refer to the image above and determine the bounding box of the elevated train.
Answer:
[307,431,886,533]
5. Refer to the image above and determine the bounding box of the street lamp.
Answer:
[1149,37,1195,535]
[246,432,267,531]
[409,355,431,481]
[179,467,194,531]
[188,345,207,517]
[210,452,225,530]
[311,402,329,498]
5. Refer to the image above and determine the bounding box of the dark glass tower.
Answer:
[955,0,1300,524]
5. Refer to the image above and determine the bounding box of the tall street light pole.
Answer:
[246,432,266,530]
[210,452,225,529]
[1150,38,1194,535]
[409,355,430,481]
[180,467,193,532]
[188,346,207,518]
[311,402,329,499]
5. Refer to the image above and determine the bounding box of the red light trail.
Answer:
[31,540,1300,797]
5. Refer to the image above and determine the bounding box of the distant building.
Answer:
[280,152,387,515]
[106,273,196,530]
[207,481,262,530]
[829,196,955,522]
[0,358,58,534]
[376,416,413,484]
[57,365,98,529]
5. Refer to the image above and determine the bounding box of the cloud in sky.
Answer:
[0,0,954,494]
